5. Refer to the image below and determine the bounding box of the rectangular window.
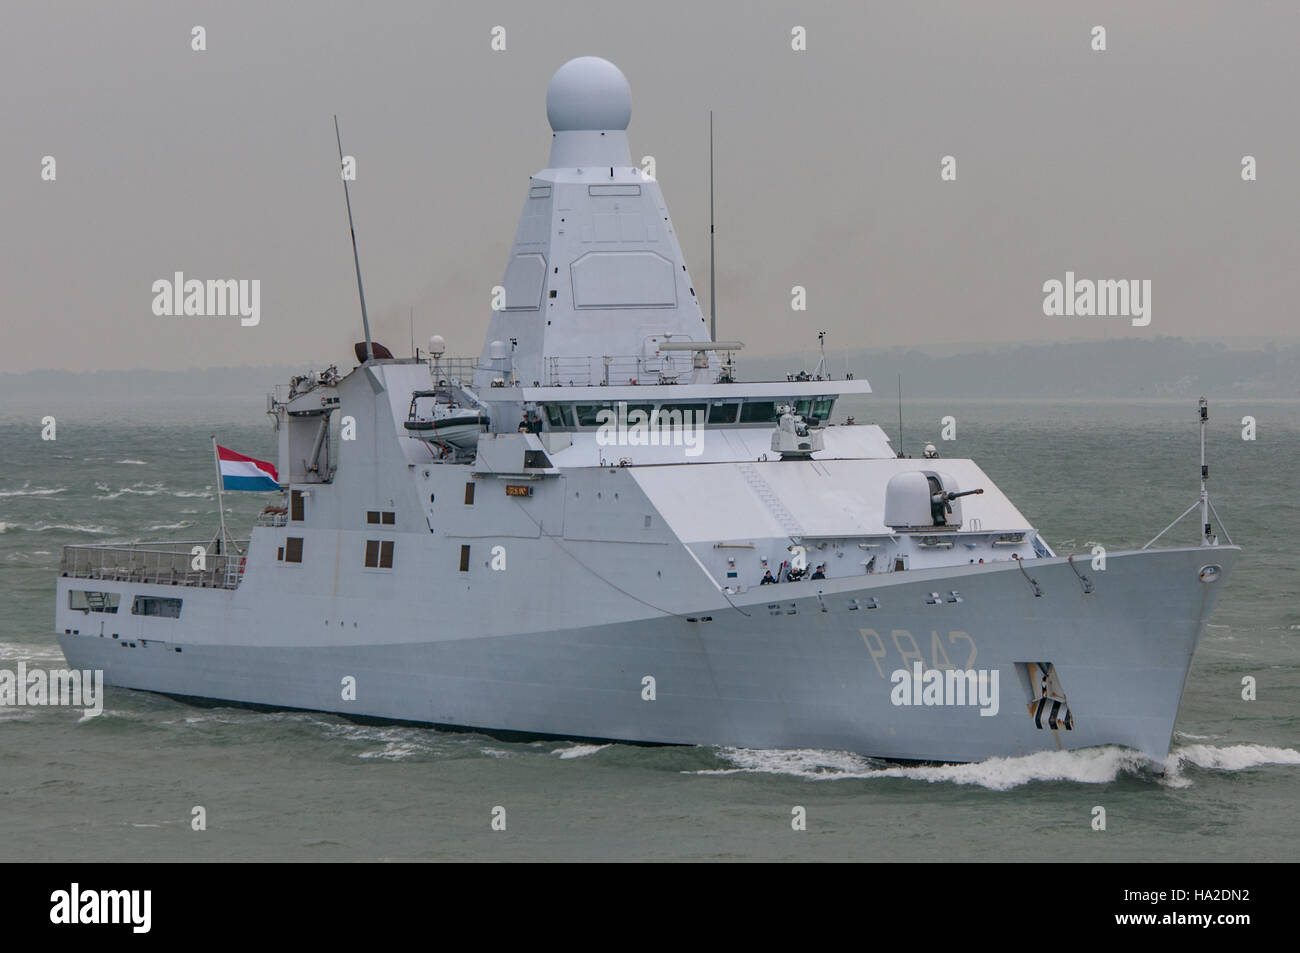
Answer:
[544,404,574,429]
[291,490,305,521]
[69,590,120,613]
[367,510,380,524]
[708,400,741,424]
[574,403,612,427]
[132,596,183,618]
[284,537,303,563]
[655,403,707,426]
[381,511,395,525]
[464,482,475,505]
[367,509,395,525]
[363,540,394,570]
[277,546,284,561]
[459,545,470,572]
[739,401,780,424]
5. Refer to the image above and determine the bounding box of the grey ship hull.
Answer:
[57,545,1234,764]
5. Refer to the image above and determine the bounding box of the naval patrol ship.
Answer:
[56,57,1237,764]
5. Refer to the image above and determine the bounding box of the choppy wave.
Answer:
[692,743,1300,791]
[0,641,70,663]
[553,743,611,759]
[319,722,442,761]
[94,483,165,500]
[116,459,147,465]
[0,484,67,497]
[1160,744,1300,788]
[26,522,111,535]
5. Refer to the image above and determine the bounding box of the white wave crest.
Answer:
[0,485,67,497]
[553,743,612,759]
[0,641,70,662]
[29,522,110,534]
[116,459,147,465]
[1165,743,1300,779]
[696,742,1300,791]
[695,746,1144,790]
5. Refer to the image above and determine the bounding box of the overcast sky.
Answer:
[3,1,1296,373]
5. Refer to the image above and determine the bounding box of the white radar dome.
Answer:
[546,56,632,132]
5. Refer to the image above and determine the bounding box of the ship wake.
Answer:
[691,743,1300,790]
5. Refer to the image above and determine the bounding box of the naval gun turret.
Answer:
[771,404,825,459]
[884,470,983,531]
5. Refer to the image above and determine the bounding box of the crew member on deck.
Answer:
[810,564,826,580]
[760,569,777,585]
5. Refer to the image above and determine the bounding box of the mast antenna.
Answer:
[709,109,716,343]
[897,373,905,458]
[1141,396,1232,550]
[334,115,373,363]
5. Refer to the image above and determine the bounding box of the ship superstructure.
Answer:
[56,57,1237,764]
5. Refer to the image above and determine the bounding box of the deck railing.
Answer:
[60,540,251,590]
[543,353,696,387]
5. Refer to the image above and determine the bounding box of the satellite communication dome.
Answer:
[428,334,446,358]
[546,56,632,132]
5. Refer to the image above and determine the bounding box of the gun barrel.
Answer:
[947,488,984,500]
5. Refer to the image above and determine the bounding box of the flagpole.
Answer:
[211,435,229,554]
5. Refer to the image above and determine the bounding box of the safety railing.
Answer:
[60,540,251,590]
[543,353,695,386]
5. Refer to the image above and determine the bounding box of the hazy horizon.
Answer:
[4,2,1297,375]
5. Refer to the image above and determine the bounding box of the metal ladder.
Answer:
[738,463,804,538]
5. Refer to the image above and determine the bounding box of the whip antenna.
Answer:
[334,115,373,362]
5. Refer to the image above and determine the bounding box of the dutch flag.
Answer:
[217,445,280,492]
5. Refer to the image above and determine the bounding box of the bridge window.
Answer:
[366,510,395,525]
[574,403,612,427]
[708,400,741,424]
[544,404,575,429]
[284,537,304,563]
[739,401,780,423]
[291,490,305,521]
[655,403,707,424]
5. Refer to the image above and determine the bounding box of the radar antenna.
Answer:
[334,115,373,363]
[709,110,716,343]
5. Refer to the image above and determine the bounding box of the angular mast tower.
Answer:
[475,57,715,390]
